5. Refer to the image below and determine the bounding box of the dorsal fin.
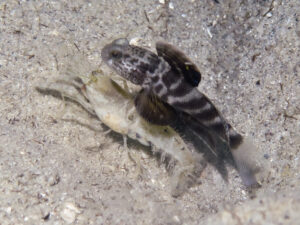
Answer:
[156,41,201,87]
[134,88,177,126]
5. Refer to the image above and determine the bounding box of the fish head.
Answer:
[101,38,166,86]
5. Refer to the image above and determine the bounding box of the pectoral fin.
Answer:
[134,89,177,126]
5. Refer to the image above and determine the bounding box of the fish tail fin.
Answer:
[230,136,261,188]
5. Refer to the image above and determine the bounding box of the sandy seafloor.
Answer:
[0,0,299,224]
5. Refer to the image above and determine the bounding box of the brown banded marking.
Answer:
[171,94,208,109]
[183,102,212,115]
[169,77,184,91]
[161,70,181,87]
[194,107,220,121]
[167,88,202,106]
[168,82,192,97]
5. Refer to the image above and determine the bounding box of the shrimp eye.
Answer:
[110,50,122,59]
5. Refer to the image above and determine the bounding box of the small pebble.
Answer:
[173,215,180,223]
[48,173,60,186]
[129,37,142,46]
[60,202,80,224]
[266,12,272,18]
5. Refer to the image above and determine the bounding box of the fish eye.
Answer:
[110,50,122,59]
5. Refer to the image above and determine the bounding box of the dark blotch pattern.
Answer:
[123,54,131,59]
[131,46,146,58]
[154,84,163,93]
[148,62,158,73]
[129,58,139,64]
[137,62,149,74]
[151,75,160,83]
[147,54,160,67]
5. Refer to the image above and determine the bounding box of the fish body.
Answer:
[101,38,260,187]
[101,39,240,148]
[36,54,207,196]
